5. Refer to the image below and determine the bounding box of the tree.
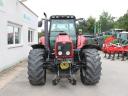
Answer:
[115,10,128,31]
[76,21,87,34]
[38,32,44,39]
[86,16,96,33]
[98,11,115,32]
[76,16,96,34]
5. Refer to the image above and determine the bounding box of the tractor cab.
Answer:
[49,15,77,50]
[119,32,128,45]
[39,15,88,55]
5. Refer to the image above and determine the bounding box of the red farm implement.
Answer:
[102,32,128,61]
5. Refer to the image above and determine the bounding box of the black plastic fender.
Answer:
[79,44,101,61]
[31,44,45,49]
[81,44,101,51]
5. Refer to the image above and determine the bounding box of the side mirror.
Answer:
[76,18,84,21]
[77,18,87,26]
[38,21,42,27]
[38,12,47,27]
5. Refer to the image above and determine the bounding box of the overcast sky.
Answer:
[24,0,128,20]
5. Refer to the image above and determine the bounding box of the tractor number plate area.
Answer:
[59,61,70,70]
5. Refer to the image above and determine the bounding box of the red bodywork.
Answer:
[77,35,87,49]
[39,34,87,58]
[55,34,74,58]
[39,36,45,45]
[123,46,128,53]
[39,34,87,49]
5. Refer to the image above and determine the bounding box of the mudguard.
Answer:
[31,44,45,49]
[77,35,87,49]
[81,44,101,51]
[39,36,45,45]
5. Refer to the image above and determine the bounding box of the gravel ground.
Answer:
[0,52,128,96]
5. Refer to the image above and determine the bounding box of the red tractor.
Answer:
[28,14,102,85]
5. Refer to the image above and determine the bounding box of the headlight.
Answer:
[66,51,70,55]
[58,51,62,55]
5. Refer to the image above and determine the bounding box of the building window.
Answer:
[28,30,34,42]
[8,25,21,45]
[8,26,14,44]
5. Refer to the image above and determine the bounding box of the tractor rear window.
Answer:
[50,19,76,36]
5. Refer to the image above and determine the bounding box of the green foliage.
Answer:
[38,32,44,39]
[98,11,115,32]
[86,16,96,33]
[115,11,128,31]
[77,16,96,34]
[76,21,87,33]
[77,11,116,34]
[103,35,111,40]
[111,39,118,44]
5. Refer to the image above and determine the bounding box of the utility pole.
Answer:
[94,22,101,35]
[94,22,97,35]
[99,22,101,33]
[97,22,101,34]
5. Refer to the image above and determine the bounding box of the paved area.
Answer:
[0,52,128,96]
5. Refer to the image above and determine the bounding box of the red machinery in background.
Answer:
[102,36,116,59]
[102,32,128,61]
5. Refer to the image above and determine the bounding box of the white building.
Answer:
[0,0,38,72]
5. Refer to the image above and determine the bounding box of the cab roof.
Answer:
[50,15,76,19]
[120,31,128,34]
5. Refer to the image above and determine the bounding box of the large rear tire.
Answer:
[28,49,46,85]
[80,49,101,85]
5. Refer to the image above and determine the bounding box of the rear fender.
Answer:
[31,44,45,49]
[77,35,87,49]
[39,36,45,45]
[31,44,48,59]
[81,44,101,51]
[79,44,101,61]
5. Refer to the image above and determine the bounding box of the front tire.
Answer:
[80,49,101,85]
[28,49,46,85]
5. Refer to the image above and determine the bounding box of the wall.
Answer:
[0,0,38,71]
